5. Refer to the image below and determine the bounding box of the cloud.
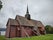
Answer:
[0,0,53,28]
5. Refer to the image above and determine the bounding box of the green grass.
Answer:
[0,34,53,40]
[0,35,5,40]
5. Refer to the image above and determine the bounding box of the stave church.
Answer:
[5,6,46,38]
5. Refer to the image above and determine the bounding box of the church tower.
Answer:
[25,6,31,20]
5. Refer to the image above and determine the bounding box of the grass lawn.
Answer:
[0,34,53,40]
[0,35,5,40]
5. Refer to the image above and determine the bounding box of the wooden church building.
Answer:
[5,6,46,38]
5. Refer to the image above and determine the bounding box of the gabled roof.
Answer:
[15,15,34,26]
[6,18,19,26]
[6,15,44,28]
[37,21,44,27]
[29,19,44,27]
[15,15,44,27]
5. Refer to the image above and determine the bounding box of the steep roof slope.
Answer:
[30,19,44,27]
[15,15,34,26]
[15,15,44,27]
[6,15,44,28]
[6,18,19,26]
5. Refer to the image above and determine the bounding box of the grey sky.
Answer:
[0,0,53,28]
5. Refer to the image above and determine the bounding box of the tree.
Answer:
[45,25,53,34]
[0,1,2,10]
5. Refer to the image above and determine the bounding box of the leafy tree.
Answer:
[0,1,2,10]
[45,25,53,34]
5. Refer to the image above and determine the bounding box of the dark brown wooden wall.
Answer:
[10,26,16,38]
[5,26,10,38]
[6,25,42,38]
[9,25,21,38]
[16,26,21,37]
[25,27,32,36]
[38,27,45,35]
[21,26,33,37]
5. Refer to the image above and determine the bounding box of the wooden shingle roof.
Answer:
[15,15,34,26]
[6,15,44,28]
[15,15,44,27]
[37,21,44,27]
[6,18,19,26]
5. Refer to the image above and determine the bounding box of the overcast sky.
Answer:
[0,0,53,28]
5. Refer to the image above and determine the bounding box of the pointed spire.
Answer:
[25,5,31,20]
[26,5,29,13]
